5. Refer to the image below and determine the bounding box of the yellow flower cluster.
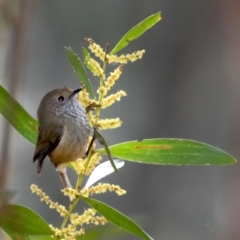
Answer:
[87,111,96,126]
[49,209,107,239]
[86,38,145,64]
[70,208,107,226]
[70,146,101,175]
[80,183,127,198]
[31,184,108,239]
[78,88,96,108]
[97,86,108,97]
[50,208,107,239]
[77,38,145,132]
[49,224,85,240]
[108,50,145,63]
[85,151,102,175]
[88,114,122,130]
[85,57,105,79]
[105,65,123,90]
[62,188,80,200]
[101,90,127,109]
[86,38,106,62]
[70,159,86,175]
[30,184,67,217]
[30,38,145,239]
[97,118,122,130]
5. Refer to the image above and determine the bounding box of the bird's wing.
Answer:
[33,128,62,174]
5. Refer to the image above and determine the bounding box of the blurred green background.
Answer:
[1,0,240,239]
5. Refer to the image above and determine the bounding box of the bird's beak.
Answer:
[69,87,82,99]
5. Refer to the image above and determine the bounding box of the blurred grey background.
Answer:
[1,0,240,239]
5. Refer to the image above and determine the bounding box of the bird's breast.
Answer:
[49,121,90,165]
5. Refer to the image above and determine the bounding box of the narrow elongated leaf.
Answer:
[110,12,162,55]
[98,138,237,165]
[78,225,126,240]
[95,129,117,172]
[3,230,53,240]
[4,230,31,240]
[0,204,53,235]
[82,47,94,72]
[82,47,90,58]
[29,236,54,240]
[0,85,38,144]
[83,198,153,240]
[65,47,95,98]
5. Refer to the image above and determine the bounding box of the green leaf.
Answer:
[94,129,118,172]
[82,47,94,73]
[78,225,126,240]
[29,236,54,240]
[98,138,237,165]
[110,12,162,55]
[82,47,90,58]
[0,204,53,235]
[83,198,153,240]
[65,47,95,98]
[0,85,38,145]
[3,230,31,240]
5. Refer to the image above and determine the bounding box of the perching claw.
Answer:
[85,103,101,113]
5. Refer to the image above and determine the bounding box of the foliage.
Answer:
[0,12,236,240]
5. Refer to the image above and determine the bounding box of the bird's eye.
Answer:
[58,96,64,102]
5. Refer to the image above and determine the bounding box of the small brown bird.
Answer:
[33,87,90,188]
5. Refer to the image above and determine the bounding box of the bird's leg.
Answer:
[56,164,72,189]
